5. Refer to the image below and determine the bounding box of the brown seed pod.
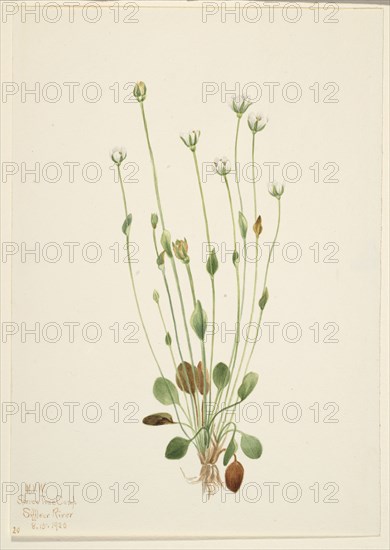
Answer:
[196,361,210,395]
[225,456,244,493]
[253,215,263,238]
[176,362,198,394]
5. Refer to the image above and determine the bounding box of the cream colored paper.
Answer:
[1,1,388,548]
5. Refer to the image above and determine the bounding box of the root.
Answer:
[180,445,225,499]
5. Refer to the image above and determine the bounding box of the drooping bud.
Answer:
[248,112,268,133]
[156,251,165,271]
[111,147,127,165]
[259,287,269,311]
[225,456,244,493]
[214,157,231,176]
[268,182,285,199]
[196,361,210,395]
[176,362,198,395]
[172,239,189,264]
[151,213,158,229]
[230,95,252,118]
[253,215,263,238]
[180,130,201,152]
[161,229,173,257]
[206,248,219,277]
[133,81,146,102]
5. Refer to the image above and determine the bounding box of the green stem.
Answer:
[234,116,243,211]
[185,262,209,427]
[116,164,190,439]
[152,230,194,425]
[140,102,165,228]
[185,263,197,307]
[192,149,216,422]
[244,198,282,375]
[139,102,201,428]
[226,132,259,404]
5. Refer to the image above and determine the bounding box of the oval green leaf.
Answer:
[165,437,190,459]
[240,433,262,459]
[153,377,180,406]
[213,362,230,391]
[237,372,259,401]
[223,436,237,466]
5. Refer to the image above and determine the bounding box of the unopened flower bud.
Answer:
[253,215,263,238]
[111,147,127,165]
[173,239,189,264]
[180,130,201,152]
[248,112,268,133]
[230,95,252,118]
[133,81,146,102]
[153,289,160,303]
[157,251,165,271]
[269,182,285,199]
[151,213,158,229]
[214,156,231,176]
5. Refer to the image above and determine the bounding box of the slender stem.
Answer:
[227,132,259,403]
[234,115,248,321]
[252,132,257,218]
[139,101,201,428]
[213,174,241,435]
[185,263,196,307]
[192,150,216,421]
[244,198,282,375]
[234,116,243,211]
[116,164,190,439]
[157,302,177,369]
[185,262,209,427]
[169,256,202,423]
[140,102,165,228]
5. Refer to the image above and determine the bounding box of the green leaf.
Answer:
[165,332,172,346]
[161,229,173,257]
[165,437,190,459]
[142,412,175,426]
[206,248,219,277]
[190,300,207,340]
[213,362,230,391]
[237,372,259,401]
[122,214,133,236]
[238,211,248,239]
[240,433,262,459]
[223,436,237,466]
[153,377,180,406]
[259,287,269,310]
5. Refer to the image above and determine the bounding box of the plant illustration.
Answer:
[111,82,285,498]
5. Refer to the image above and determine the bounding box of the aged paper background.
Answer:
[1,1,389,548]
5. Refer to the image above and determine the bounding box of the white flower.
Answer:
[180,130,201,151]
[230,95,252,117]
[268,182,285,199]
[111,147,127,165]
[248,112,268,133]
[214,156,231,176]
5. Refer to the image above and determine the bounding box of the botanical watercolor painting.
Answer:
[111,81,286,498]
